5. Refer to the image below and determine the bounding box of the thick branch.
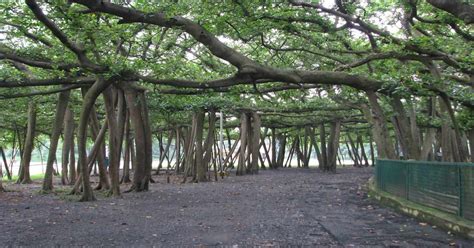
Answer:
[427,0,474,24]
[71,0,384,91]
[0,47,79,71]
[0,85,81,99]
[0,77,95,87]
[25,0,104,71]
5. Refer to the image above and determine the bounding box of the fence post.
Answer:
[458,165,463,218]
[376,159,381,189]
[406,162,410,200]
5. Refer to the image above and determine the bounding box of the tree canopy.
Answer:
[0,0,473,200]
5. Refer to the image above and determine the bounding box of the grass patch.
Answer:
[3,173,45,182]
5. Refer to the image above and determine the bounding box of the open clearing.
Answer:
[0,167,472,247]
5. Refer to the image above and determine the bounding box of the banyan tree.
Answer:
[0,0,472,201]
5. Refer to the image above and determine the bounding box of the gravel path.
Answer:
[0,167,472,247]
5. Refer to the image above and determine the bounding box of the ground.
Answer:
[0,167,472,247]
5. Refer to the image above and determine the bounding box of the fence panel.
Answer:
[462,165,474,220]
[408,162,458,215]
[377,160,407,198]
[375,159,474,221]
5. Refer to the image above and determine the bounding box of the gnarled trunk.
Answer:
[61,107,74,185]
[77,78,111,201]
[365,90,396,159]
[249,112,261,174]
[123,85,151,191]
[194,109,207,182]
[121,112,132,183]
[102,86,121,197]
[319,124,328,170]
[43,89,70,191]
[0,147,11,180]
[88,106,110,190]
[326,120,341,172]
[237,112,249,175]
[18,101,36,184]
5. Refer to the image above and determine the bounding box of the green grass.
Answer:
[2,173,45,182]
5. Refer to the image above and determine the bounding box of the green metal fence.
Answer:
[375,159,474,221]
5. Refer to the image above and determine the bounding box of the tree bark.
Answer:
[237,113,249,175]
[276,134,287,168]
[175,126,181,173]
[309,128,322,168]
[70,119,108,194]
[326,120,341,172]
[69,128,76,185]
[249,112,261,174]
[121,112,132,183]
[102,86,121,197]
[123,86,152,191]
[77,78,111,201]
[139,91,153,185]
[369,135,375,166]
[203,110,216,175]
[88,106,110,190]
[390,96,420,159]
[0,147,11,180]
[319,124,328,170]
[18,101,36,184]
[194,109,207,182]
[427,0,474,24]
[357,135,369,166]
[271,127,277,168]
[61,107,74,185]
[365,90,396,159]
[42,89,70,191]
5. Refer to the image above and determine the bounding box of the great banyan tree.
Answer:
[0,0,472,201]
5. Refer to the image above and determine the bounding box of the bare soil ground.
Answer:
[0,167,472,247]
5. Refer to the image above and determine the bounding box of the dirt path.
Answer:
[0,167,472,247]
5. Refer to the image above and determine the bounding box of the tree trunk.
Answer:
[249,112,261,174]
[347,134,360,167]
[121,113,132,183]
[42,89,70,191]
[175,126,181,173]
[390,96,420,159]
[357,135,369,166]
[407,99,422,154]
[61,107,74,185]
[69,129,76,185]
[237,113,249,175]
[78,78,111,201]
[302,127,311,168]
[369,135,375,166]
[271,127,277,168]
[102,86,121,197]
[326,120,341,172]
[70,119,109,194]
[319,124,328,170]
[183,125,196,180]
[365,90,396,159]
[309,128,323,168]
[139,92,153,185]
[276,134,287,168]
[157,133,164,174]
[203,110,216,172]
[194,109,207,182]
[18,101,36,184]
[88,107,110,191]
[123,86,152,191]
[0,147,11,180]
